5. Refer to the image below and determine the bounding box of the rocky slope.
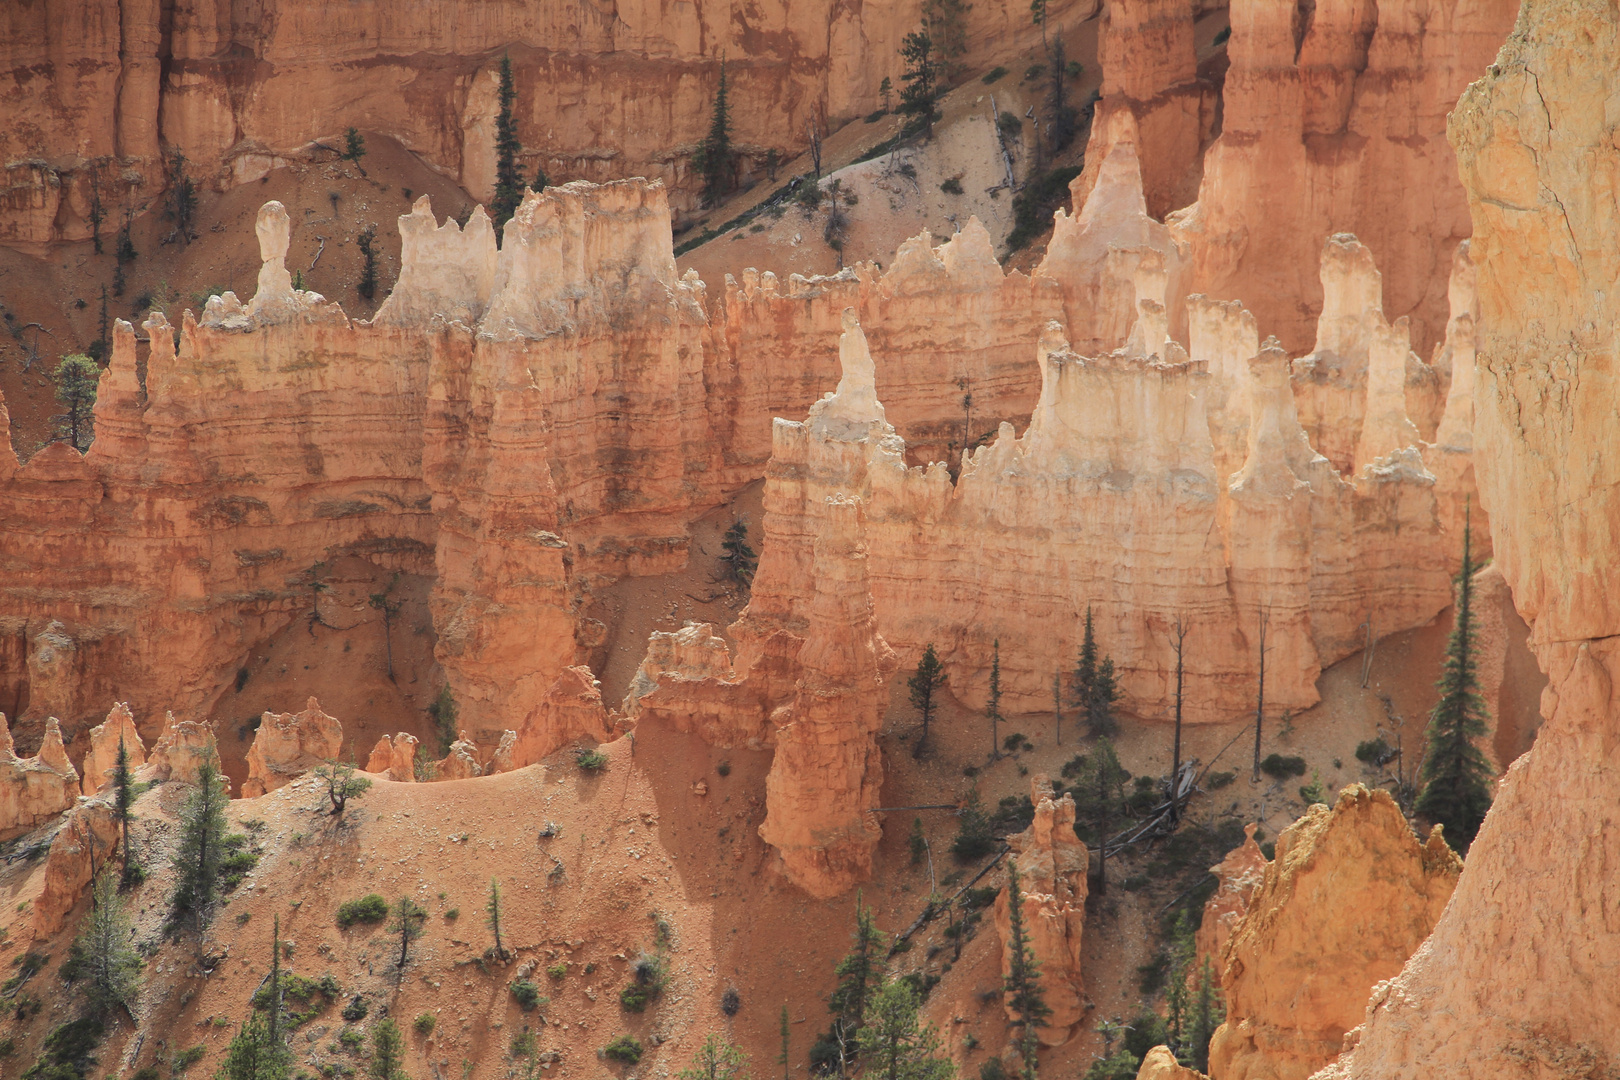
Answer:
[1315,1,1620,1074]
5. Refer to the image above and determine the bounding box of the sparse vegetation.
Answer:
[356,226,378,301]
[575,746,608,771]
[314,759,372,816]
[337,894,390,928]
[343,127,368,169]
[389,896,428,970]
[53,354,99,452]
[982,65,1008,84]
[486,878,508,960]
[1259,754,1308,779]
[546,963,568,981]
[678,1034,748,1080]
[603,1036,643,1065]
[940,176,964,195]
[1005,165,1082,252]
[722,517,757,585]
[951,789,996,861]
[170,760,230,934]
[428,686,458,754]
[22,1018,105,1080]
[898,30,943,137]
[370,1019,405,1080]
[510,980,546,1011]
[73,871,140,1017]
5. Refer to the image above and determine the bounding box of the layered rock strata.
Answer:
[993,776,1089,1044]
[0,0,1097,243]
[1207,786,1459,1080]
[1168,0,1518,356]
[242,697,344,798]
[1317,3,1620,1073]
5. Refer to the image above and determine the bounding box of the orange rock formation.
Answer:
[0,715,79,838]
[32,796,120,937]
[78,701,146,797]
[1207,786,1459,1080]
[242,697,344,798]
[1194,823,1266,977]
[1137,1047,1208,1080]
[1317,2,1620,1073]
[993,776,1089,1044]
[366,734,420,783]
[0,0,1096,244]
[144,713,223,787]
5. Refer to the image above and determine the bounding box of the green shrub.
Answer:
[338,1028,364,1052]
[959,886,998,911]
[546,963,568,981]
[1260,753,1308,779]
[1207,770,1236,789]
[941,177,964,195]
[951,792,996,861]
[982,66,1008,84]
[414,1014,436,1036]
[865,109,887,123]
[174,1045,206,1072]
[1355,737,1392,765]
[445,908,459,920]
[1299,771,1327,805]
[979,1059,1007,1080]
[132,1068,157,1080]
[336,894,389,928]
[997,112,1022,138]
[510,980,546,1011]
[602,1036,643,1065]
[716,759,731,777]
[1023,64,1046,81]
[342,996,369,1023]
[1081,1051,1140,1080]
[575,746,608,771]
[24,1018,105,1080]
[1213,25,1231,45]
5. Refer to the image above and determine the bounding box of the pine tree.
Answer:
[856,979,954,1080]
[1414,510,1494,851]
[879,76,893,113]
[1187,958,1223,1073]
[219,1009,291,1080]
[699,59,734,209]
[722,517,756,585]
[829,894,888,1042]
[1071,606,1097,716]
[533,163,549,192]
[491,54,525,230]
[356,225,379,301]
[268,915,285,1052]
[908,644,948,758]
[987,639,1004,759]
[779,1003,792,1080]
[1043,36,1080,156]
[1052,671,1063,746]
[171,759,229,934]
[313,758,371,816]
[897,31,942,137]
[370,1019,405,1080]
[113,737,136,881]
[1030,0,1048,49]
[677,1034,749,1080]
[343,127,368,171]
[1169,616,1188,820]
[88,171,105,256]
[1070,738,1130,893]
[54,354,99,452]
[76,871,140,1017]
[1087,657,1119,738]
[1163,911,1194,1061]
[486,877,507,960]
[390,896,427,970]
[168,150,198,243]
[1002,859,1051,1080]
[922,0,972,79]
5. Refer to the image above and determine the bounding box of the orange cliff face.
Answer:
[1315,2,1620,1075]
[0,0,1100,246]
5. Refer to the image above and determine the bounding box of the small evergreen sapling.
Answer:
[907,644,947,758]
[390,896,427,970]
[898,31,942,137]
[1002,859,1050,1079]
[856,978,954,1080]
[676,1034,748,1080]
[1414,508,1494,851]
[54,354,99,451]
[491,54,525,229]
[721,517,756,585]
[170,760,229,934]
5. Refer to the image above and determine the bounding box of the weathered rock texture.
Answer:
[143,713,222,786]
[0,0,1096,243]
[1195,823,1267,978]
[78,701,147,797]
[1137,1048,1208,1080]
[500,667,611,773]
[242,697,343,798]
[366,734,419,783]
[1316,3,1620,1075]
[32,797,120,937]
[993,776,1089,1044]
[1167,0,1519,356]
[0,715,79,837]
[1207,786,1459,1080]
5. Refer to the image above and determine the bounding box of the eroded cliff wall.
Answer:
[1315,2,1620,1074]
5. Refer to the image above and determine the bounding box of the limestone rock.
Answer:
[366,733,419,783]
[372,198,497,327]
[435,734,484,781]
[32,797,120,937]
[144,713,223,787]
[1171,0,1519,356]
[1137,1047,1207,1080]
[504,667,611,771]
[0,715,80,838]
[994,776,1089,1045]
[79,702,148,797]
[242,697,344,798]
[1317,5,1620,1073]
[1207,786,1460,1080]
[1194,823,1267,978]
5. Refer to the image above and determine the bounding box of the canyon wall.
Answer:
[1316,1,1620,1074]
[0,0,1099,245]
[1164,0,1518,357]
